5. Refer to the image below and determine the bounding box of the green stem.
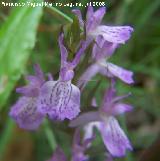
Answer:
[44,119,57,151]
[0,118,15,159]
[46,6,73,23]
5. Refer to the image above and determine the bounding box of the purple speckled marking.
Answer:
[40,82,72,113]
[19,98,38,123]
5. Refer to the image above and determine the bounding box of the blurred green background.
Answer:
[0,0,160,161]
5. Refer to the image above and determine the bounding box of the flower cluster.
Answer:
[47,128,94,161]
[9,6,134,161]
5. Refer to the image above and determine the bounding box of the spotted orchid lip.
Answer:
[38,80,80,120]
[9,96,44,130]
[99,116,133,157]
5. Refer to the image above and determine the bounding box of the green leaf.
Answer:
[70,16,81,51]
[0,119,15,159]
[0,0,43,109]
[65,15,81,60]
[43,119,57,151]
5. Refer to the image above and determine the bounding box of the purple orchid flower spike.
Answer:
[9,64,46,130]
[72,128,94,161]
[70,80,133,157]
[47,129,93,161]
[73,6,133,44]
[46,147,67,161]
[38,33,87,121]
[78,35,134,88]
[73,6,134,87]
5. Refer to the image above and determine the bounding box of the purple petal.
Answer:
[107,63,134,84]
[92,35,105,58]
[26,75,42,86]
[9,96,44,130]
[111,92,131,103]
[58,33,68,67]
[86,7,106,33]
[92,36,118,60]
[71,40,88,68]
[89,7,106,31]
[86,6,94,22]
[69,111,101,127]
[111,103,133,115]
[99,62,134,84]
[99,117,132,157]
[16,64,45,97]
[72,9,84,28]
[34,64,45,83]
[94,26,134,44]
[16,86,39,97]
[103,103,133,116]
[38,81,80,120]
[47,147,67,161]
[102,81,133,115]
[86,6,94,33]
[93,7,106,26]
[77,63,100,89]
[102,85,116,107]
[60,66,74,81]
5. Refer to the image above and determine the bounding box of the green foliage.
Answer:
[66,15,81,53]
[0,0,43,108]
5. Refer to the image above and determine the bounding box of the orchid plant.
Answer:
[9,5,134,161]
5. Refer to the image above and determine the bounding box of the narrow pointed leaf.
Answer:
[0,0,43,108]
